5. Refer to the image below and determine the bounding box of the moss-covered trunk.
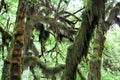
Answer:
[24,4,38,56]
[10,0,27,80]
[1,30,12,80]
[88,24,105,80]
[23,3,40,80]
[61,0,105,80]
[88,3,120,80]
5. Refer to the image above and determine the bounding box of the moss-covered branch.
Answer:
[23,56,65,74]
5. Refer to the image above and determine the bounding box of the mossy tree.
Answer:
[88,2,120,80]
[10,0,27,80]
[61,0,106,80]
[1,0,120,80]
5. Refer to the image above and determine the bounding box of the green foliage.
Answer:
[103,25,120,80]
[82,0,87,7]
[1,0,120,80]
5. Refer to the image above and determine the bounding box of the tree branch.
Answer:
[23,56,65,75]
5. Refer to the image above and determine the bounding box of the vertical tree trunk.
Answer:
[1,30,13,80]
[88,2,120,80]
[24,3,38,56]
[61,0,105,80]
[23,3,39,80]
[10,0,27,80]
[88,24,105,80]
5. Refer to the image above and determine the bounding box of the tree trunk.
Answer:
[1,31,13,80]
[88,2,120,80]
[23,3,40,80]
[24,3,39,56]
[88,24,105,80]
[61,0,105,80]
[10,0,27,80]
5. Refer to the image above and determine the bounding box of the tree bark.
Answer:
[88,2,120,80]
[23,2,40,80]
[61,0,105,80]
[88,24,105,80]
[24,3,39,56]
[10,0,27,80]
